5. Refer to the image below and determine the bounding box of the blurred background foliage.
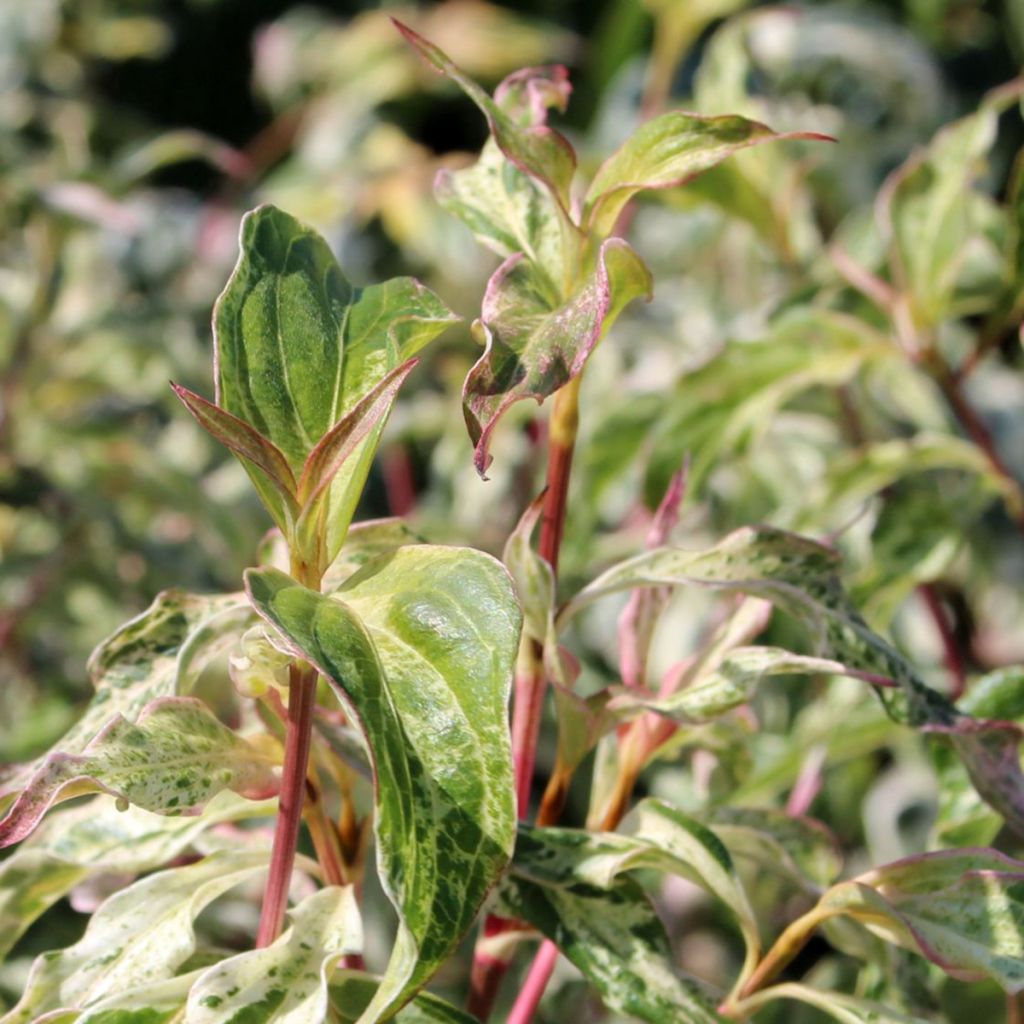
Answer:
[2,1,1024,1017]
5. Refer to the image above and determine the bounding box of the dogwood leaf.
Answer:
[330,972,482,1023]
[185,886,362,1023]
[560,524,1024,835]
[584,111,832,237]
[0,697,279,847]
[465,238,651,475]
[246,545,520,1023]
[0,851,268,1023]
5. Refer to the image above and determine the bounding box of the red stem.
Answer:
[917,583,968,700]
[507,941,560,1024]
[256,660,318,946]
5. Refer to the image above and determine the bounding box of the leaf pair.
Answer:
[175,204,459,569]
[398,22,830,474]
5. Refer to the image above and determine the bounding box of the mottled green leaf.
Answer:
[330,971,482,1023]
[322,518,426,591]
[0,791,271,962]
[396,22,577,210]
[465,238,651,475]
[185,886,362,1023]
[213,205,457,560]
[560,524,1024,835]
[0,851,268,1023]
[701,807,843,892]
[0,590,250,806]
[815,850,1024,993]
[0,697,278,847]
[583,110,831,238]
[498,825,726,1023]
[246,545,520,1023]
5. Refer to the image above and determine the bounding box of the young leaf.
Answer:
[465,238,652,475]
[396,21,577,210]
[0,697,279,847]
[0,851,268,1023]
[0,591,250,805]
[185,886,362,1023]
[0,791,271,960]
[497,826,726,1023]
[246,545,520,1023]
[583,111,832,238]
[560,524,1024,835]
[737,982,931,1023]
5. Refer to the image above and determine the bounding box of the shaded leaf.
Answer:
[185,886,362,1023]
[560,524,1024,835]
[0,697,278,847]
[0,851,268,1023]
[497,825,726,1023]
[330,971,482,1023]
[246,545,520,1022]
[736,982,931,1023]
[584,110,832,238]
[465,238,652,475]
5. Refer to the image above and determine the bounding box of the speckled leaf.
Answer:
[0,851,268,1024]
[330,972,482,1023]
[0,791,272,962]
[497,825,725,1023]
[396,22,577,210]
[465,238,652,475]
[185,886,362,1023]
[213,205,457,559]
[0,697,278,847]
[815,850,1024,993]
[701,807,843,893]
[246,546,520,1023]
[560,524,1024,835]
[583,111,831,238]
[0,590,250,805]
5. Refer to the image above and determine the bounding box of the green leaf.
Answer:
[396,22,577,210]
[497,825,726,1023]
[0,590,250,807]
[213,205,457,559]
[330,971,482,1023]
[502,493,556,651]
[560,524,1024,835]
[185,886,362,1023]
[322,518,426,591]
[0,791,271,962]
[736,982,931,1023]
[0,697,278,847]
[246,545,520,1023]
[583,111,831,238]
[816,849,1024,993]
[0,851,268,1023]
[701,807,843,893]
[465,238,652,475]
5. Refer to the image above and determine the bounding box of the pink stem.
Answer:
[507,941,560,1024]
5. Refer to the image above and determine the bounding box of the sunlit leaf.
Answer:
[0,697,279,847]
[185,886,362,1023]
[465,238,651,475]
[246,545,520,1022]
[0,851,268,1023]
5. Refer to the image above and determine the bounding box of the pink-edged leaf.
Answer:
[494,64,572,126]
[822,849,1024,992]
[583,111,834,237]
[395,20,577,211]
[0,697,278,848]
[465,238,652,476]
[172,382,298,532]
[298,358,419,508]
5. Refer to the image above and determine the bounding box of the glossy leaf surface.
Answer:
[247,544,520,1022]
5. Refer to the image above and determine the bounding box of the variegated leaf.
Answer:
[185,886,362,1023]
[465,238,652,475]
[246,544,520,1023]
[0,590,250,807]
[0,697,279,847]
[560,524,1024,835]
[497,825,726,1023]
[0,851,268,1023]
[0,791,272,961]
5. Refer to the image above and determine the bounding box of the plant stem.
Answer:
[468,375,583,1020]
[918,583,968,699]
[304,776,348,887]
[507,941,561,1024]
[257,659,319,946]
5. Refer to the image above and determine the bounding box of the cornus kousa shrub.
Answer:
[2,22,1024,1024]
